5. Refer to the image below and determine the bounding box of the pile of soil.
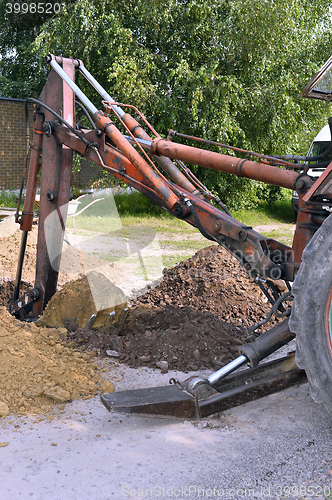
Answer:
[0,224,38,285]
[0,223,280,380]
[55,247,280,373]
[0,306,114,417]
[129,245,274,326]
[69,304,252,372]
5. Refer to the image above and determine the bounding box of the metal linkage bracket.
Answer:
[100,353,306,420]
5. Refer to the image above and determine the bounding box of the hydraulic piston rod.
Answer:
[187,318,295,391]
[78,61,201,196]
[46,55,184,214]
[207,355,247,386]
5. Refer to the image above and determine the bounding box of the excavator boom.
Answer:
[9,54,332,417]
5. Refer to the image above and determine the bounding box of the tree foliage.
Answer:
[1,0,332,208]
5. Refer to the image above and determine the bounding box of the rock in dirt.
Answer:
[105,350,120,358]
[0,402,10,418]
[156,361,168,374]
[43,387,71,404]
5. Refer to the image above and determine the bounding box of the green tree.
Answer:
[1,0,332,208]
[0,0,77,95]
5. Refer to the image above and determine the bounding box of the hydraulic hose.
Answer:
[182,197,219,243]
[25,98,95,148]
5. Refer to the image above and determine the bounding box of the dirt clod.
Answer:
[43,387,71,404]
[0,402,10,418]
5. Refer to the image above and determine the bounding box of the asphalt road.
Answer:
[0,359,332,500]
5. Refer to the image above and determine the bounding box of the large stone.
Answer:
[43,386,71,403]
[0,402,10,418]
[156,361,169,374]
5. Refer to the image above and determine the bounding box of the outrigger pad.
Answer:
[101,385,199,419]
[100,353,307,420]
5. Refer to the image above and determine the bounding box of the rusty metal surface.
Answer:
[291,193,332,270]
[167,130,301,170]
[303,162,332,201]
[151,137,301,190]
[199,353,307,418]
[51,124,173,207]
[94,111,181,213]
[20,112,45,232]
[32,61,75,316]
[50,123,295,280]
[121,112,202,197]
[53,55,81,69]
[100,353,306,420]
[214,219,249,242]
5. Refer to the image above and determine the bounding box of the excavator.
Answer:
[7,54,332,419]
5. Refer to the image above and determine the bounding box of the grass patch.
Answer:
[65,191,296,269]
[0,190,19,208]
[162,253,194,268]
[261,227,295,246]
[233,198,294,226]
[115,191,168,217]
[72,190,294,227]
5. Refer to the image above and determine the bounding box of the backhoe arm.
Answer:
[10,55,318,320]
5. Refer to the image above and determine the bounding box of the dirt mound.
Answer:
[69,304,253,372]
[64,246,279,372]
[0,226,37,285]
[129,245,274,326]
[0,307,114,417]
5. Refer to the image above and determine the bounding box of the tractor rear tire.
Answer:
[289,213,332,413]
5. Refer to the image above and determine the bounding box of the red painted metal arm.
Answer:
[50,123,295,281]
[150,137,301,191]
[20,112,45,232]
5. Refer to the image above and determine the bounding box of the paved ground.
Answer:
[1,359,332,500]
